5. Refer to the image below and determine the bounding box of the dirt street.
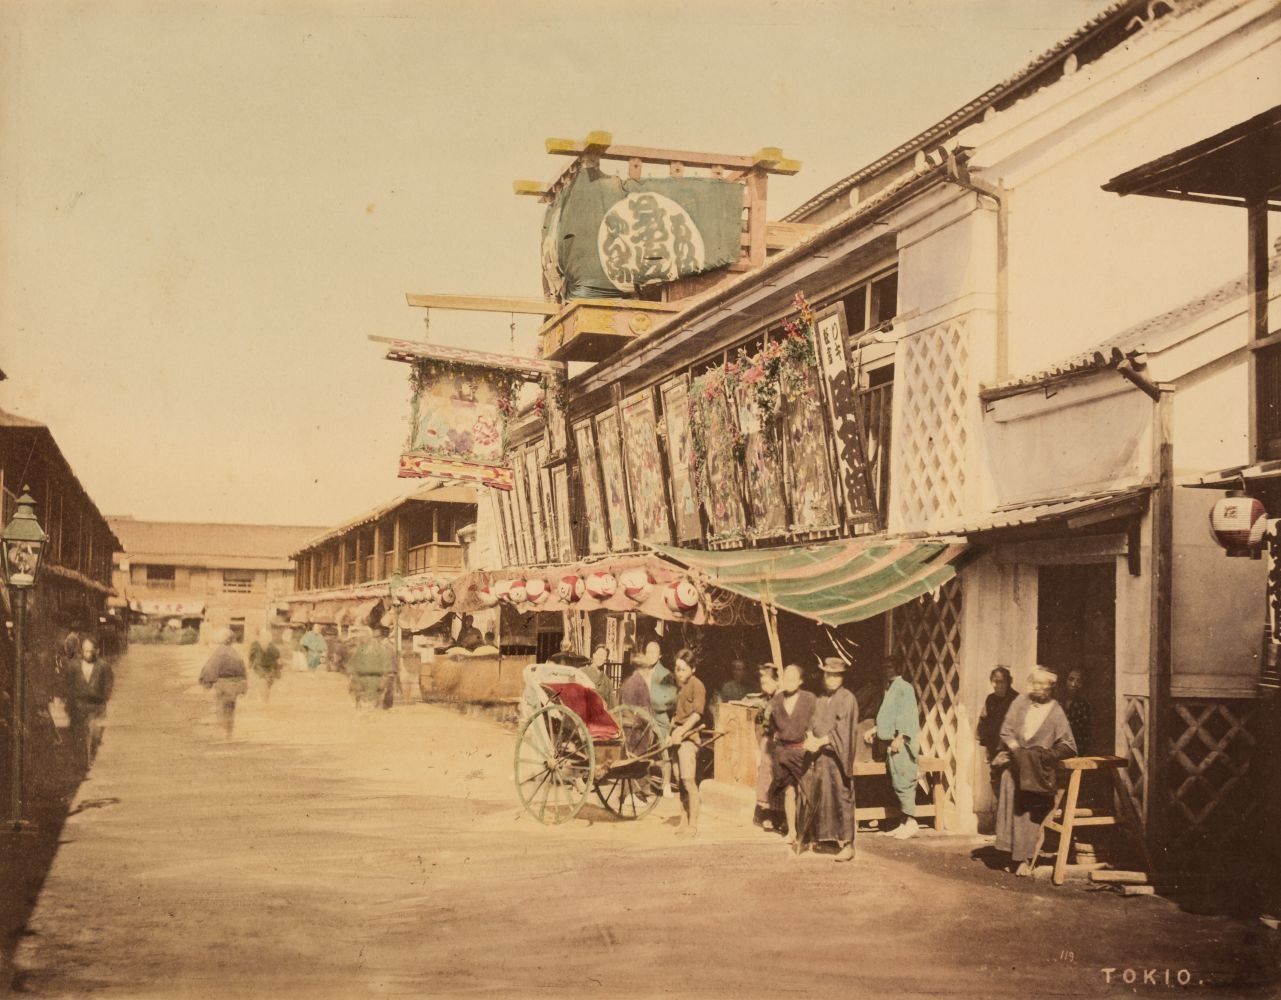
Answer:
[10,646,1277,998]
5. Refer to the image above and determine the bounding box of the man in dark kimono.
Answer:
[994,666,1077,876]
[801,658,858,861]
[769,664,817,850]
[199,629,248,737]
[66,637,113,768]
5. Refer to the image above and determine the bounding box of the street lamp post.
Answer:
[2,487,48,830]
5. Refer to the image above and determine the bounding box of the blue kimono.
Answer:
[649,661,677,734]
[876,676,921,817]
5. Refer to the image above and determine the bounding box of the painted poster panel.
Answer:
[814,302,877,525]
[692,380,746,542]
[490,491,511,567]
[543,373,569,461]
[620,390,672,546]
[573,420,609,555]
[734,384,788,537]
[501,486,520,566]
[552,464,574,563]
[784,364,839,531]
[525,448,548,564]
[510,447,533,566]
[594,409,633,552]
[401,359,516,490]
[536,448,561,562]
[660,378,701,543]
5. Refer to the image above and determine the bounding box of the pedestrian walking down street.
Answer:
[248,629,283,701]
[65,637,113,769]
[800,658,858,861]
[199,629,248,737]
[866,656,921,839]
[347,627,392,709]
[301,624,328,672]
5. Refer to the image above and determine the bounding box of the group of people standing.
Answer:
[978,664,1085,876]
[752,657,922,861]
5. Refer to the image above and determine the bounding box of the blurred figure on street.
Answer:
[581,644,613,706]
[719,659,749,703]
[347,627,392,710]
[199,629,247,737]
[750,663,782,831]
[646,640,677,795]
[301,624,328,672]
[66,637,113,768]
[248,629,283,701]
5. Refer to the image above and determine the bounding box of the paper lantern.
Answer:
[558,575,584,603]
[525,578,549,604]
[619,567,654,602]
[492,579,512,603]
[507,580,528,604]
[1209,490,1269,557]
[585,572,617,600]
[438,586,456,608]
[663,578,700,614]
[476,586,498,608]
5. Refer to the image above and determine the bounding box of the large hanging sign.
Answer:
[813,303,878,526]
[542,172,746,301]
[391,342,561,491]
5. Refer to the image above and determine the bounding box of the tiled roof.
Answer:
[784,0,1204,223]
[295,483,478,554]
[941,487,1150,536]
[109,518,323,565]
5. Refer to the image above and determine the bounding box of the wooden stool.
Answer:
[853,755,948,830]
[1031,755,1150,885]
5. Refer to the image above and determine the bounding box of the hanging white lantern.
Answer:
[663,578,700,614]
[1209,490,1269,557]
[558,575,584,603]
[438,586,456,608]
[619,567,654,602]
[507,579,528,604]
[492,579,512,603]
[585,572,617,600]
[525,578,549,604]
[476,586,498,608]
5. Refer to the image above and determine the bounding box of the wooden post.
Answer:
[393,514,405,576]
[1248,196,1269,461]
[372,521,384,581]
[1147,388,1175,857]
[763,602,783,668]
[354,532,365,584]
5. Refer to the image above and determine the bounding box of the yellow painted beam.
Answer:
[404,293,559,316]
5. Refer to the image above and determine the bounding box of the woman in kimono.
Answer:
[769,664,817,849]
[994,666,1078,876]
[801,658,858,861]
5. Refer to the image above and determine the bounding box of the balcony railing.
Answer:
[405,542,464,575]
[854,382,893,526]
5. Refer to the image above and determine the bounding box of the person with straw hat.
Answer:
[799,657,859,861]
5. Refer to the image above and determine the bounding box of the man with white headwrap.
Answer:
[993,666,1077,876]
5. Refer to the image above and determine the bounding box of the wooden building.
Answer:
[459,0,1279,862]
[109,518,322,643]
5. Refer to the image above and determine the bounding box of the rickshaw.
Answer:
[514,662,671,825]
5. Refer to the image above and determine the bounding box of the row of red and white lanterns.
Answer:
[474,568,701,615]
[390,579,457,608]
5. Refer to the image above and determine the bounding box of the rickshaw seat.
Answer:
[543,682,620,741]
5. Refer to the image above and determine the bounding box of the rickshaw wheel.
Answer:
[514,702,595,825]
[595,704,665,820]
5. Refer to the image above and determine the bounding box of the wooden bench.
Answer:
[853,755,947,830]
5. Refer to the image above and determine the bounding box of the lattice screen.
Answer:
[892,317,970,532]
[1165,699,1259,852]
[1121,695,1149,823]
[890,578,963,806]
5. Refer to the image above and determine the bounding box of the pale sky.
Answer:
[0,0,1113,527]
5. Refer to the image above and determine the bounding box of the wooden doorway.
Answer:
[1036,563,1116,755]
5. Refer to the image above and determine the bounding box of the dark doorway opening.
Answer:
[1036,563,1116,755]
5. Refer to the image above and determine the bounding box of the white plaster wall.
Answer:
[983,376,1153,506]
[963,4,1281,378]
[1170,348,1252,477]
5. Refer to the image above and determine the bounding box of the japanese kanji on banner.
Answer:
[542,171,746,301]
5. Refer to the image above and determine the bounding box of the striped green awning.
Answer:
[649,538,966,626]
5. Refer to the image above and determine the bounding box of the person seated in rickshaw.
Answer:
[667,648,706,838]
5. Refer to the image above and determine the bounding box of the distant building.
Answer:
[109,519,323,642]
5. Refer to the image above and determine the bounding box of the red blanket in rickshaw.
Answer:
[544,683,620,742]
